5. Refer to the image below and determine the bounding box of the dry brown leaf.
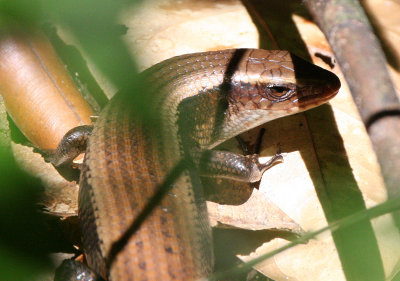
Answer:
[207,189,303,233]
[120,0,259,71]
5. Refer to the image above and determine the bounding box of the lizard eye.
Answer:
[269,86,288,96]
[265,85,295,101]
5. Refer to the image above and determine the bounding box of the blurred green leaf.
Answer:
[0,146,53,280]
[0,1,145,280]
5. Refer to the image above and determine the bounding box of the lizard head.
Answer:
[228,49,340,116]
[207,49,341,145]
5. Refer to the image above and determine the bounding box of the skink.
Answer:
[53,49,340,281]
